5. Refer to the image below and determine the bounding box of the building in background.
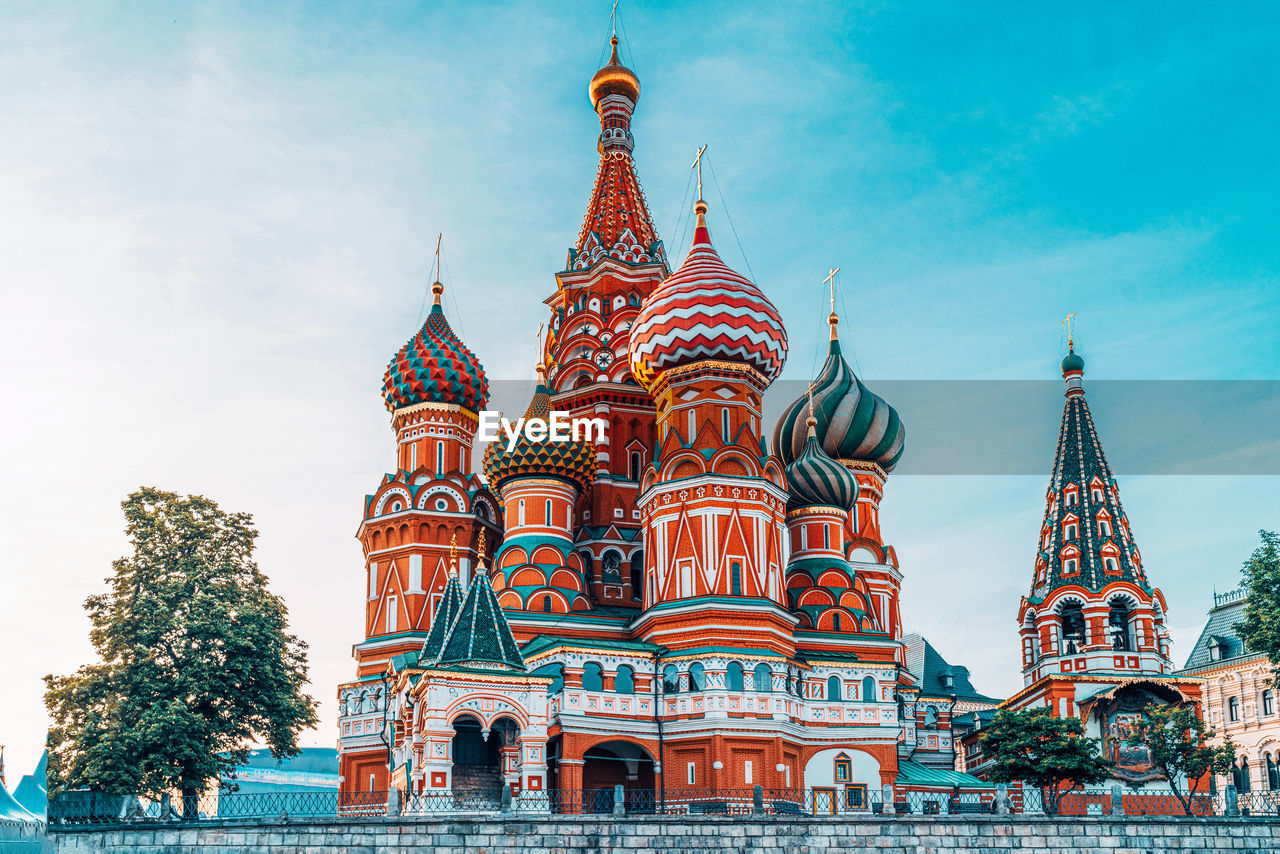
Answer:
[1178,588,1280,795]
[336,33,994,811]
[979,342,1204,795]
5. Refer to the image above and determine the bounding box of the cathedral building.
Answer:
[966,342,1205,791]
[337,35,989,811]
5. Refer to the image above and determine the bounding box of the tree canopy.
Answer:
[1126,701,1234,815]
[979,706,1112,814]
[1238,530,1280,687]
[45,488,318,805]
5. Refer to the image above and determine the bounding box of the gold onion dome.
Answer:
[482,364,598,495]
[589,37,640,108]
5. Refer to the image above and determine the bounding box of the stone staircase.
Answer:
[451,765,502,804]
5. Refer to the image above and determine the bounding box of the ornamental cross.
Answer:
[610,0,619,36]
[691,144,708,200]
[824,266,841,311]
[1063,311,1078,344]
[434,233,442,280]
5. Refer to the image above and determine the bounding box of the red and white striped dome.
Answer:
[628,203,787,390]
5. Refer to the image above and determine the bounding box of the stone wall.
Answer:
[47,815,1280,854]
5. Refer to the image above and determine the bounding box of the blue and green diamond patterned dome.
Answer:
[382,282,489,413]
[482,366,597,495]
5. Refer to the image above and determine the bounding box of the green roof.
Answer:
[521,634,662,659]
[896,759,992,789]
[421,572,464,660]
[437,572,525,671]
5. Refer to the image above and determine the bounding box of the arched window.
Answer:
[1232,761,1245,791]
[542,596,552,612]
[1229,696,1240,722]
[827,675,841,702]
[580,550,595,589]
[436,440,444,474]
[630,552,643,599]
[615,665,635,694]
[629,451,642,481]
[726,662,744,691]
[582,662,604,692]
[1108,601,1132,651]
[1065,524,1077,540]
[662,665,680,693]
[823,526,830,550]
[1240,758,1252,792]
[833,612,842,631]
[721,408,730,442]
[545,500,553,526]
[862,676,876,702]
[533,663,564,693]
[1060,602,1086,653]
[1104,557,1119,574]
[518,500,526,526]
[753,663,772,693]
[1099,519,1111,537]
[1063,558,1078,575]
[1263,690,1274,717]
[730,562,742,596]
[924,705,939,727]
[689,662,706,691]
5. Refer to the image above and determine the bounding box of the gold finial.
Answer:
[431,233,444,306]
[610,0,619,37]
[824,266,841,341]
[448,532,458,577]
[477,528,488,568]
[535,322,547,379]
[1063,311,1078,349]
[805,381,818,436]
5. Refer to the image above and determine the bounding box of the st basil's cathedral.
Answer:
[335,35,1196,808]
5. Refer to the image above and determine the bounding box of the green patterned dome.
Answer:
[773,338,905,472]
[785,422,859,511]
[1061,345,1085,375]
[482,374,597,494]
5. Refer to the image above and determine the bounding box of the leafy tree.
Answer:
[1238,530,1280,687]
[980,706,1112,814]
[45,488,317,815]
[1125,702,1235,816]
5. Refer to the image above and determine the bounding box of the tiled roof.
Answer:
[902,633,1000,704]
[896,758,992,789]
[1180,596,1254,671]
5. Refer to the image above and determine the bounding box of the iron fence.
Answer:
[46,783,1280,827]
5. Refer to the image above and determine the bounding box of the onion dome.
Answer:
[628,201,788,391]
[1061,343,1085,375]
[589,37,640,109]
[773,323,905,472]
[785,417,859,511]
[482,365,597,494]
[382,281,488,413]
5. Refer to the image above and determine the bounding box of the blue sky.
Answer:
[1,1,1277,780]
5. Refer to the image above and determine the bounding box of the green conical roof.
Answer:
[421,570,465,661]
[436,571,525,671]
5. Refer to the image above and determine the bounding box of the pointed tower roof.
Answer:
[421,553,465,662]
[382,280,489,413]
[436,570,525,671]
[569,37,665,272]
[1034,342,1150,594]
[784,415,859,511]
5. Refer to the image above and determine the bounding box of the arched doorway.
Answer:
[451,714,505,803]
[581,741,656,813]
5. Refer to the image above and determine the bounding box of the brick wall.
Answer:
[46,815,1280,854]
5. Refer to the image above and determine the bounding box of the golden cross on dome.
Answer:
[1063,311,1078,346]
[610,0,619,37]
[691,144,708,200]
[824,266,841,310]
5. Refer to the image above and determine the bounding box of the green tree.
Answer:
[1238,530,1280,687]
[1125,702,1234,816]
[980,706,1112,814]
[45,488,318,815]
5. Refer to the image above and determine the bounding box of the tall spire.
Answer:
[571,35,664,271]
[1034,341,1148,594]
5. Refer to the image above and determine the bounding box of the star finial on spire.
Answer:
[824,266,841,341]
